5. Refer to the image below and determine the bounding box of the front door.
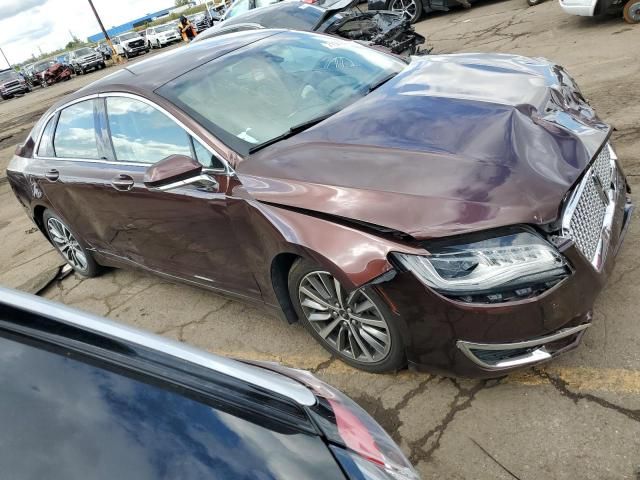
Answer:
[40,95,260,300]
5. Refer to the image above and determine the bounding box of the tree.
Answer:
[175,0,190,6]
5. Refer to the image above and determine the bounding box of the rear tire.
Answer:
[288,258,405,373]
[623,0,640,22]
[388,0,423,23]
[43,209,101,278]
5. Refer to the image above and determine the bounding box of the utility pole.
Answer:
[0,47,10,69]
[87,0,123,64]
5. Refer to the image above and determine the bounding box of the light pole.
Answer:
[87,0,123,64]
[0,47,10,69]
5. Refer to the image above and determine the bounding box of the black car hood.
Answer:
[241,54,611,239]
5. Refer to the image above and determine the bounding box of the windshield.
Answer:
[34,61,55,71]
[158,32,405,154]
[119,32,139,41]
[0,70,19,82]
[156,24,175,32]
[74,48,94,56]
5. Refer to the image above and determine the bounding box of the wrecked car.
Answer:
[8,31,633,378]
[196,0,426,55]
[42,62,73,86]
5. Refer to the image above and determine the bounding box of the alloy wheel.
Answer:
[298,271,391,363]
[389,0,418,20]
[624,0,640,22]
[47,217,88,271]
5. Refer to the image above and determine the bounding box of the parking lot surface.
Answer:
[1,3,639,478]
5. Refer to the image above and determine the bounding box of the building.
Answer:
[87,7,175,43]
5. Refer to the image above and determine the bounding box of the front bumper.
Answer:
[1,84,28,96]
[379,161,633,378]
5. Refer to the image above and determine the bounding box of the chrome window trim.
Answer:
[0,286,316,406]
[33,92,234,176]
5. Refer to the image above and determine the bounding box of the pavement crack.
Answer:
[308,356,336,374]
[470,438,523,480]
[408,379,486,464]
[535,368,640,423]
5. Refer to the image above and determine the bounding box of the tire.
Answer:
[100,62,106,69]
[157,40,162,48]
[527,0,543,5]
[623,0,640,22]
[43,209,101,278]
[388,0,423,23]
[288,258,405,373]
[123,50,129,59]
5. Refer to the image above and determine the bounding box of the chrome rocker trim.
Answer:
[456,323,590,370]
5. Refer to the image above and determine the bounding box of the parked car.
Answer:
[112,31,149,59]
[69,46,106,75]
[188,12,213,31]
[8,30,633,378]
[0,287,419,480]
[0,68,31,99]
[197,0,426,55]
[559,0,639,22]
[95,42,114,60]
[368,0,479,23]
[224,0,282,18]
[31,59,56,86]
[146,23,182,48]
[55,53,71,68]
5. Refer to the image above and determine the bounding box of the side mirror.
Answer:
[144,154,219,192]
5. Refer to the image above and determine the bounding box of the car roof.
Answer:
[0,286,316,406]
[65,29,282,102]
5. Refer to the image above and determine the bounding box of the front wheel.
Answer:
[43,210,101,277]
[388,0,423,23]
[624,0,640,22]
[289,259,405,373]
[527,0,544,5]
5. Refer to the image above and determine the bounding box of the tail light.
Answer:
[245,361,420,480]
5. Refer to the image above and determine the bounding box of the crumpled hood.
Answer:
[239,54,610,239]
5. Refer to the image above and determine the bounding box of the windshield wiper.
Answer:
[365,72,399,94]
[248,111,338,154]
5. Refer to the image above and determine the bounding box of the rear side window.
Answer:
[0,333,343,480]
[105,97,191,164]
[53,100,101,159]
[37,115,57,157]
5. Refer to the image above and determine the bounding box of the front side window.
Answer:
[106,97,192,164]
[53,100,100,159]
[225,0,250,18]
[158,32,405,154]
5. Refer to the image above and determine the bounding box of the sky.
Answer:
[0,0,175,66]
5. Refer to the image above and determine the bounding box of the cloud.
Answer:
[0,0,48,20]
[1,20,54,46]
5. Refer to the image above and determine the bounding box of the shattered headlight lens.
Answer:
[392,230,569,302]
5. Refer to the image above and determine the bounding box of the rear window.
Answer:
[0,333,343,480]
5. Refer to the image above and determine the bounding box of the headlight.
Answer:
[392,230,569,303]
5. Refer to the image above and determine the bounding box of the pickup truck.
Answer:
[68,47,106,75]
[0,69,30,99]
[112,32,149,58]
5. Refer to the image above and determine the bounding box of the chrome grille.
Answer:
[562,144,616,267]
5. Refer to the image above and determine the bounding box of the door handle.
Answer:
[111,174,135,191]
[44,169,59,181]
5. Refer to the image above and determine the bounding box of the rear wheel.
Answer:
[623,0,640,22]
[289,258,405,373]
[43,209,101,277]
[388,0,423,23]
[157,39,162,48]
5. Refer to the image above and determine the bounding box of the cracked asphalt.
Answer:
[1,2,639,478]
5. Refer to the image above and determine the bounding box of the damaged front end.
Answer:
[324,9,426,55]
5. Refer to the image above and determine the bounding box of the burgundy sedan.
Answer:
[7,30,633,377]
